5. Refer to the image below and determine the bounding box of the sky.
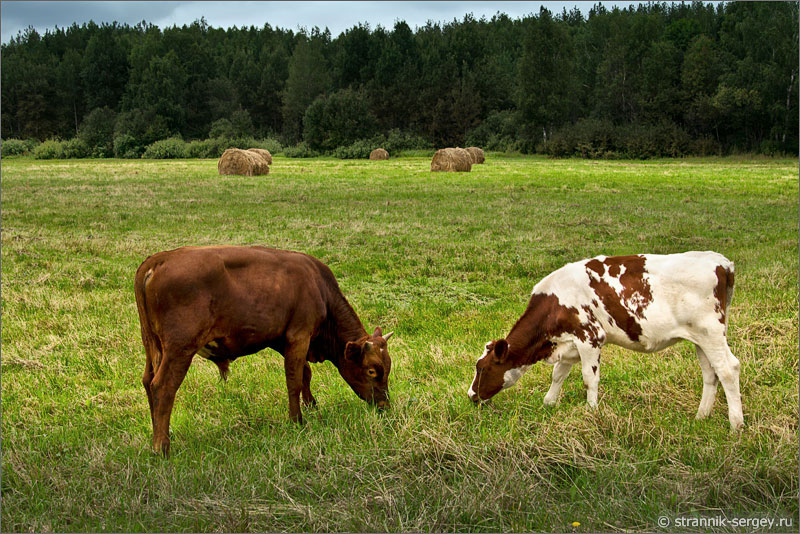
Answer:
[1,1,643,43]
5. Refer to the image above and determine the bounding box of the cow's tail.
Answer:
[134,261,162,375]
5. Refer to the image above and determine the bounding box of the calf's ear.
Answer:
[373,327,383,337]
[492,339,509,363]
[345,341,364,363]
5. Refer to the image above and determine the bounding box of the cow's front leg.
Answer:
[301,362,317,407]
[543,359,575,406]
[284,336,311,423]
[578,345,602,408]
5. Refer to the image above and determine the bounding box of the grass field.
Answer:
[1,155,798,532]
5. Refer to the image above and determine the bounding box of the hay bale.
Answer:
[465,146,485,164]
[430,147,472,172]
[247,148,273,165]
[218,148,269,176]
[369,148,389,160]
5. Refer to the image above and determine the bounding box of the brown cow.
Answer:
[134,246,394,455]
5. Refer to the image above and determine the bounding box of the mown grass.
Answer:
[1,155,797,532]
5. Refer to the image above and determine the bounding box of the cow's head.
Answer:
[467,339,515,402]
[340,327,393,408]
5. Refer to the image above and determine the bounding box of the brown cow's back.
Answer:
[137,246,330,360]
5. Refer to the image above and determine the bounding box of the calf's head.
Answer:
[467,339,515,402]
[341,327,393,408]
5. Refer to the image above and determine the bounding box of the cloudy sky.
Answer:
[1,1,640,42]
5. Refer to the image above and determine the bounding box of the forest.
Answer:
[1,1,797,158]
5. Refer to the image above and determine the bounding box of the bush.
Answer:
[142,137,188,159]
[332,138,378,159]
[113,109,170,158]
[113,134,141,159]
[544,119,691,159]
[33,139,66,159]
[689,137,722,156]
[1,138,37,156]
[186,138,228,158]
[62,138,90,158]
[618,121,690,159]
[383,129,431,154]
[283,142,320,158]
[250,137,283,154]
[466,110,522,153]
[78,107,116,157]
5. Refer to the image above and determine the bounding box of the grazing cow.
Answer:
[467,251,743,429]
[134,246,394,455]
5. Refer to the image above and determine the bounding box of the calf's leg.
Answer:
[150,348,193,456]
[695,345,719,419]
[543,359,576,406]
[697,338,743,430]
[301,362,317,407]
[283,336,312,423]
[578,345,602,408]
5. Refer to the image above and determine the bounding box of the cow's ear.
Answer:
[345,341,364,364]
[492,339,509,363]
[373,326,383,338]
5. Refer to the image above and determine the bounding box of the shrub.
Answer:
[113,134,141,159]
[283,142,320,158]
[250,137,283,154]
[383,129,431,154]
[142,137,188,159]
[466,110,521,153]
[113,109,170,158]
[186,138,228,158]
[33,139,66,159]
[1,138,37,156]
[78,107,116,157]
[689,137,722,156]
[332,138,377,159]
[62,138,90,158]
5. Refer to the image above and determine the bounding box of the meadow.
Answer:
[1,155,797,532]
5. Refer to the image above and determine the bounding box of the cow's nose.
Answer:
[377,399,389,410]
[467,387,479,403]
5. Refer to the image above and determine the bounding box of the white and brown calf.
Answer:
[467,251,743,429]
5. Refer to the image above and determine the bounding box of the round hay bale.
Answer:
[430,147,472,172]
[247,148,273,165]
[465,146,485,164]
[218,148,269,176]
[369,148,389,160]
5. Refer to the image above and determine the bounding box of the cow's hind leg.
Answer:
[284,336,312,423]
[150,347,194,456]
[578,344,602,408]
[141,335,162,436]
[301,362,317,407]
[695,345,719,419]
[696,337,743,430]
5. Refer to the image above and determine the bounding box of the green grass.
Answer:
[1,155,797,532]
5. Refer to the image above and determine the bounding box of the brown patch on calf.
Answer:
[713,265,734,324]
[585,255,653,342]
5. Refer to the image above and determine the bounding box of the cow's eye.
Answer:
[366,368,377,378]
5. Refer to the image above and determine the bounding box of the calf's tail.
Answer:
[134,262,162,373]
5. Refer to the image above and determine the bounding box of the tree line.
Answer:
[1,1,797,158]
